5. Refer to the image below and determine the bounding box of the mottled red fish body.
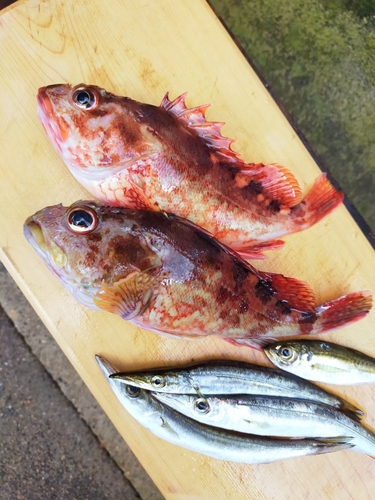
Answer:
[24,202,372,349]
[37,84,344,259]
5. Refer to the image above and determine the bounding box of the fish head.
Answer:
[23,201,162,310]
[110,371,168,390]
[95,355,161,420]
[37,83,157,176]
[110,369,191,392]
[264,341,310,369]
[97,356,194,442]
[153,392,211,417]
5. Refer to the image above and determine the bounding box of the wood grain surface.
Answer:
[1,0,374,498]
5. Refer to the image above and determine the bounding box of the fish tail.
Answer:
[338,400,365,423]
[348,431,375,457]
[313,290,372,334]
[313,436,354,454]
[291,173,344,230]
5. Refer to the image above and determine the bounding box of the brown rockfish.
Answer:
[37,83,344,259]
[24,202,372,349]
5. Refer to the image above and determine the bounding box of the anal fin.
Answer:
[234,239,285,259]
[224,337,277,351]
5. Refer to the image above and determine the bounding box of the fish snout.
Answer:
[37,86,71,145]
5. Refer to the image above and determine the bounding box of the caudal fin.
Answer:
[293,173,344,231]
[313,290,372,335]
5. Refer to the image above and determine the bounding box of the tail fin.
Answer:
[337,400,364,423]
[292,173,344,231]
[312,436,354,455]
[313,290,372,335]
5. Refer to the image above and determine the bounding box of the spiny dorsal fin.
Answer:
[160,92,303,205]
[160,92,241,163]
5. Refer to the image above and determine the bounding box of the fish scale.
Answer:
[151,392,375,457]
[96,355,353,465]
[24,201,372,349]
[37,83,344,259]
[265,340,375,385]
[110,359,363,420]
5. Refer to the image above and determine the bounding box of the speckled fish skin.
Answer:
[110,360,363,420]
[96,355,353,464]
[265,340,375,385]
[23,201,372,348]
[151,392,375,457]
[37,83,344,259]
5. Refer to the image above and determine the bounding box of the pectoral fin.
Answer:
[127,177,162,211]
[93,270,161,320]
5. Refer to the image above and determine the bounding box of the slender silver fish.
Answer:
[152,392,375,457]
[264,340,375,385]
[110,360,363,420]
[96,355,352,464]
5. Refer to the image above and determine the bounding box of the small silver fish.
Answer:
[110,360,363,420]
[264,340,375,385]
[96,355,352,464]
[152,392,375,457]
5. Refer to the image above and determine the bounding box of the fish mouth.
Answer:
[37,86,71,147]
[24,218,48,256]
[263,348,280,365]
[24,218,67,268]
[109,374,148,388]
[96,355,117,379]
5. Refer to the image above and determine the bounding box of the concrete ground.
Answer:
[0,262,163,500]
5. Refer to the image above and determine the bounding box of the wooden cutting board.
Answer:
[1,0,374,498]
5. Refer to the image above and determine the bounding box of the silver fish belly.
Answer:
[96,356,352,464]
[110,360,363,420]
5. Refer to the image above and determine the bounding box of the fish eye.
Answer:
[72,88,98,110]
[194,398,210,414]
[67,207,98,234]
[126,385,141,398]
[280,347,292,359]
[151,375,165,388]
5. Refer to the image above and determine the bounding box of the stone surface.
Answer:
[0,304,140,500]
[0,263,163,500]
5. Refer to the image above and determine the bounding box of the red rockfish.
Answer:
[24,201,371,349]
[37,84,344,259]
